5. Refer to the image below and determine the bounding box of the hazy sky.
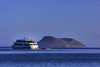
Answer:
[0,0,100,47]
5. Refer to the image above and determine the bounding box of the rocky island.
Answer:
[38,36,85,48]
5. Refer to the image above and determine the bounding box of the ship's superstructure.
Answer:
[12,38,39,49]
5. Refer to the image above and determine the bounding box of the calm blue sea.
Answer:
[0,47,100,67]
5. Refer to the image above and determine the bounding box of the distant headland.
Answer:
[38,36,85,48]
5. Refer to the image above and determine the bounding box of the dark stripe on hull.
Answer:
[12,46,31,49]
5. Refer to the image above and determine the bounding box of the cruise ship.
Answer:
[12,38,39,49]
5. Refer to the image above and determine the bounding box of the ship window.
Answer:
[19,44,23,45]
[15,44,23,45]
[16,41,22,42]
[24,44,27,46]
[14,44,17,45]
[23,41,26,42]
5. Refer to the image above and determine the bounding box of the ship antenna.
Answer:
[24,37,25,39]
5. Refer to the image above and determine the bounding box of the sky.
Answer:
[0,0,100,47]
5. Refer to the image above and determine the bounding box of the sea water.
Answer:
[0,48,100,67]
